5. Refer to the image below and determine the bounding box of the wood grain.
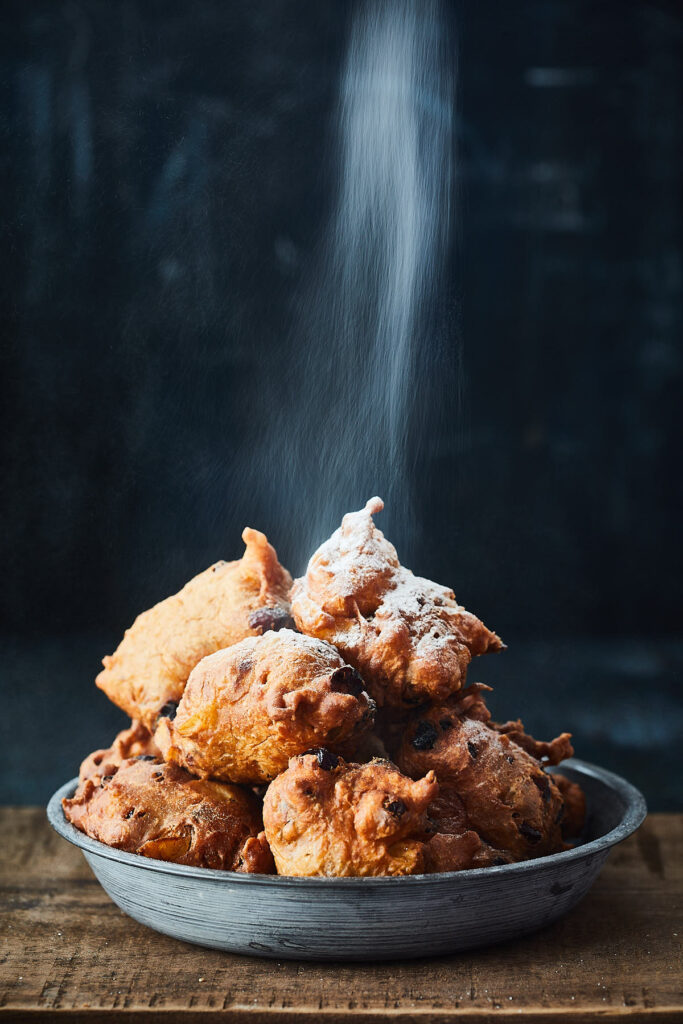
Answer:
[0,810,680,1022]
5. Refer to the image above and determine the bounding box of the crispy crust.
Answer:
[78,720,161,784]
[263,753,438,876]
[493,719,573,766]
[291,498,502,709]
[397,698,566,860]
[155,630,376,785]
[95,529,292,729]
[63,757,273,872]
[424,831,513,872]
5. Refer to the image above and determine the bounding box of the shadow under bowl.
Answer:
[47,758,646,961]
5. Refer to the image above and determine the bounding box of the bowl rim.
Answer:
[46,757,646,888]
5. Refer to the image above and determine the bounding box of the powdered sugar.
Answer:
[292,499,502,706]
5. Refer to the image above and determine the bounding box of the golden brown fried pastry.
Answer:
[63,757,273,872]
[397,696,565,860]
[79,720,160,784]
[553,773,587,840]
[263,751,437,876]
[424,831,513,873]
[96,528,293,730]
[156,630,376,785]
[417,760,512,872]
[291,498,502,708]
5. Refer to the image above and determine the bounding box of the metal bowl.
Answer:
[47,758,646,961]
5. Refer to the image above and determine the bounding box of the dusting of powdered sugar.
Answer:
[297,497,468,643]
[300,497,399,608]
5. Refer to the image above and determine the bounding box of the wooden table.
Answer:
[1,810,680,1023]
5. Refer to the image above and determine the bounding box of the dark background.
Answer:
[1,0,681,806]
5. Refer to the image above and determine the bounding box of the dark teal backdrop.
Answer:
[1,0,681,806]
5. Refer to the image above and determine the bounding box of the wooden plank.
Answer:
[0,810,680,1022]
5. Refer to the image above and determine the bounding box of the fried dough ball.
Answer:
[263,752,438,876]
[291,498,502,709]
[79,720,160,784]
[417,760,512,872]
[397,691,566,860]
[96,528,293,730]
[421,682,575,766]
[155,630,376,785]
[63,757,273,872]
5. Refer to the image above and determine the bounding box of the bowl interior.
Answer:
[548,762,635,846]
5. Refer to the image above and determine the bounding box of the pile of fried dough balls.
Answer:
[64,498,585,877]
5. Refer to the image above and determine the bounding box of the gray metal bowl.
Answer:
[47,758,645,961]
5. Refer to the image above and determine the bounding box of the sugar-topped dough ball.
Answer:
[155,630,376,785]
[63,757,273,872]
[96,528,293,730]
[290,498,503,708]
[263,751,438,876]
